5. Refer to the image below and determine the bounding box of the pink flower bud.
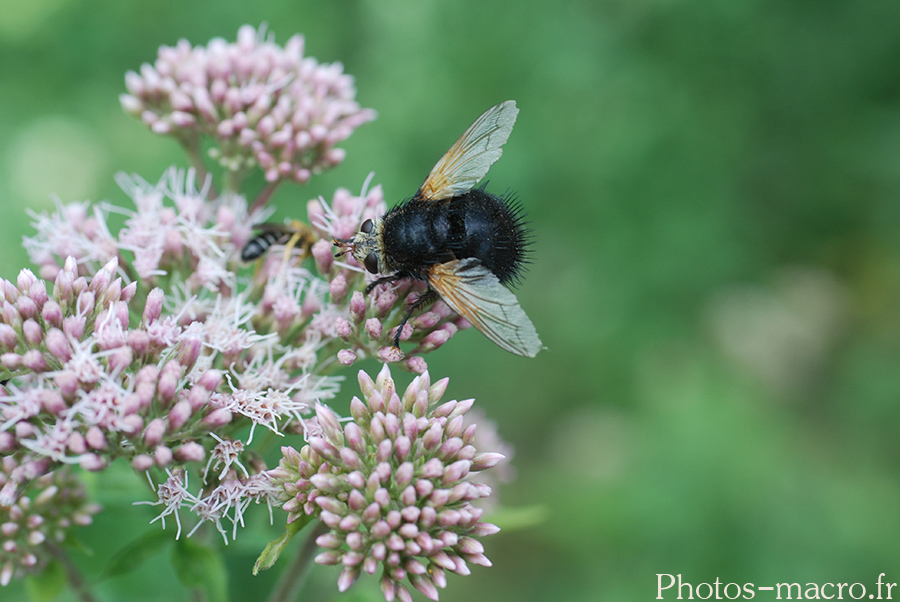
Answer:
[0,324,18,350]
[121,281,137,302]
[101,279,122,308]
[114,300,129,327]
[377,346,403,363]
[201,408,232,429]
[132,455,154,471]
[1,278,18,302]
[76,291,95,317]
[90,265,111,296]
[428,378,449,404]
[79,454,106,472]
[22,350,48,371]
[334,317,352,339]
[374,290,398,317]
[2,301,21,328]
[85,426,107,450]
[121,415,144,435]
[41,300,63,328]
[55,371,79,398]
[187,386,210,412]
[471,452,505,471]
[337,349,357,365]
[329,273,348,302]
[143,288,164,323]
[364,318,382,340]
[302,291,321,318]
[15,421,35,439]
[28,280,48,308]
[307,198,325,226]
[154,445,173,466]
[391,323,413,343]
[73,276,89,298]
[174,441,205,462]
[127,330,150,355]
[16,296,37,320]
[197,369,222,391]
[67,431,87,455]
[168,400,193,431]
[312,239,333,273]
[421,329,450,351]
[38,389,66,415]
[344,421,367,454]
[178,337,202,369]
[405,356,427,375]
[441,459,470,485]
[135,382,155,408]
[349,291,366,323]
[63,316,85,340]
[16,269,37,294]
[444,416,464,439]
[1,353,21,370]
[157,371,179,405]
[135,364,159,385]
[413,311,441,330]
[53,265,75,302]
[143,418,167,447]
[107,346,133,374]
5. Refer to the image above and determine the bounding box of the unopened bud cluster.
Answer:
[120,25,376,185]
[269,365,502,601]
[0,461,100,586]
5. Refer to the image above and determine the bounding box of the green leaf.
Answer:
[253,514,312,575]
[24,559,66,602]
[99,528,173,581]
[172,538,229,602]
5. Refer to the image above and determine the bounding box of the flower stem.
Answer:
[250,181,282,215]
[180,136,217,199]
[45,542,99,602]
[264,521,328,602]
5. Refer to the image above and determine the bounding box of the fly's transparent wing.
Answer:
[428,258,542,357]
[418,101,519,201]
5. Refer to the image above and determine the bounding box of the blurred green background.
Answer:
[4,0,900,600]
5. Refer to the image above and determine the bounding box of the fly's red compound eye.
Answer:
[360,219,374,234]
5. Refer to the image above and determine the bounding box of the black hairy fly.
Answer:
[335,101,542,357]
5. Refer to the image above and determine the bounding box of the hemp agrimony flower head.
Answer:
[268,365,503,601]
[0,25,517,602]
[120,25,376,189]
[0,462,100,586]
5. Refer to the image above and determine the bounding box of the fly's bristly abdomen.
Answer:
[379,188,529,285]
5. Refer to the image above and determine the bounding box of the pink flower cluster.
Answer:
[25,168,256,287]
[120,25,376,185]
[0,463,99,585]
[0,258,231,499]
[1,25,516,600]
[269,365,502,602]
